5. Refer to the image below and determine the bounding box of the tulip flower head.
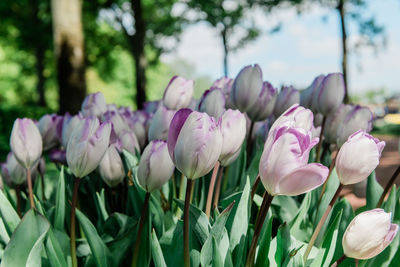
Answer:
[300,74,325,111]
[273,86,300,118]
[118,131,140,155]
[2,153,27,185]
[99,145,125,188]
[10,118,43,168]
[66,117,111,178]
[138,140,175,192]
[313,73,345,116]
[62,113,85,148]
[336,130,385,185]
[148,106,176,141]
[343,209,398,259]
[198,88,226,119]
[163,76,194,110]
[81,92,107,118]
[168,109,223,179]
[247,81,277,122]
[38,114,63,151]
[323,104,353,144]
[259,105,329,196]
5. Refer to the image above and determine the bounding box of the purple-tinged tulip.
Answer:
[313,113,324,127]
[336,105,373,147]
[123,110,150,149]
[118,131,140,155]
[66,118,111,178]
[168,109,222,179]
[49,149,67,165]
[212,77,233,96]
[230,64,263,112]
[219,109,247,166]
[253,120,270,144]
[198,88,226,118]
[313,73,345,116]
[300,74,325,111]
[61,113,85,148]
[343,209,398,259]
[273,86,300,118]
[106,104,118,113]
[2,153,27,185]
[247,81,277,121]
[148,106,176,141]
[143,100,161,114]
[324,104,353,144]
[138,140,175,192]
[102,111,130,137]
[10,118,43,168]
[81,92,107,118]
[163,76,194,110]
[259,106,329,196]
[38,114,63,151]
[336,130,385,185]
[99,145,125,188]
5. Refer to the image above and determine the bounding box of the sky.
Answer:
[161,0,400,96]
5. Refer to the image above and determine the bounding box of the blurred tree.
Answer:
[185,0,260,77]
[85,0,186,109]
[0,0,53,107]
[51,0,87,114]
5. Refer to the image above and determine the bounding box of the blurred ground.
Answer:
[343,134,400,210]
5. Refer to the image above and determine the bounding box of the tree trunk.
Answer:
[338,0,349,103]
[222,28,229,77]
[35,47,46,107]
[51,0,86,114]
[131,0,147,109]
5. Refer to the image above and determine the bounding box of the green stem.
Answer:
[16,185,22,218]
[184,179,194,267]
[213,167,224,210]
[70,177,80,267]
[40,172,46,200]
[26,168,35,209]
[377,165,400,208]
[330,254,347,267]
[131,192,151,267]
[205,161,220,218]
[250,175,261,201]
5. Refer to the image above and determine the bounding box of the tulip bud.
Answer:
[313,73,345,116]
[273,86,300,118]
[143,100,161,114]
[168,109,222,179]
[138,140,175,192]
[230,64,263,112]
[2,153,27,185]
[81,92,107,118]
[343,209,398,259]
[62,113,85,148]
[49,149,67,165]
[38,114,63,151]
[336,130,385,185]
[259,105,328,196]
[247,81,277,121]
[198,88,226,118]
[324,104,353,144]
[219,109,247,166]
[123,111,149,149]
[102,111,129,137]
[300,74,325,111]
[163,76,194,110]
[66,118,111,178]
[118,131,140,155]
[10,118,43,168]
[148,106,176,141]
[336,105,373,147]
[212,77,233,97]
[99,145,125,188]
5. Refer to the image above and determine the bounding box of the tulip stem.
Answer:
[184,179,193,267]
[250,175,261,201]
[205,162,220,218]
[131,192,151,267]
[330,254,347,267]
[245,192,274,267]
[26,168,35,209]
[303,183,344,263]
[213,167,224,210]
[377,165,400,208]
[246,121,255,165]
[40,173,46,201]
[70,177,80,267]
[315,116,327,163]
[16,185,22,218]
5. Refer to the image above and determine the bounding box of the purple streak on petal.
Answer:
[162,75,178,99]
[167,108,193,160]
[282,104,300,117]
[80,118,92,142]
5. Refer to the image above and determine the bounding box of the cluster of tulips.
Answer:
[0,63,399,267]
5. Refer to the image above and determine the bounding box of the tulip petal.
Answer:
[167,108,192,160]
[275,163,328,196]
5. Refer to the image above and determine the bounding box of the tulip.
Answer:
[168,109,222,179]
[163,76,194,110]
[10,118,43,168]
[2,153,27,185]
[324,104,353,144]
[62,113,85,148]
[137,140,175,192]
[253,120,270,145]
[336,130,385,185]
[99,145,125,188]
[81,92,107,118]
[230,64,263,112]
[49,149,67,165]
[212,77,233,97]
[123,110,150,149]
[38,114,63,151]
[198,88,226,118]
[148,106,176,141]
[143,100,161,114]
[300,74,325,111]
[66,117,111,178]
[118,131,140,155]
[342,209,398,259]
[273,86,300,118]
[247,81,277,121]
[219,109,247,166]
[270,104,314,135]
[336,105,373,147]
[102,111,130,137]
[313,73,345,116]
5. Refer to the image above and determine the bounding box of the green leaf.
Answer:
[272,195,299,224]
[255,216,273,267]
[0,217,10,243]
[54,166,66,230]
[75,209,112,267]
[0,189,21,235]
[151,229,167,267]
[45,228,68,267]
[1,209,50,267]
[290,193,313,242]
[225,143,246,195]
[212,237,224,267]
[366,171,383,209]
[160,220,184,267]
[96,189,109,221]
[383,185,396,214]
[274,222,291,267]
